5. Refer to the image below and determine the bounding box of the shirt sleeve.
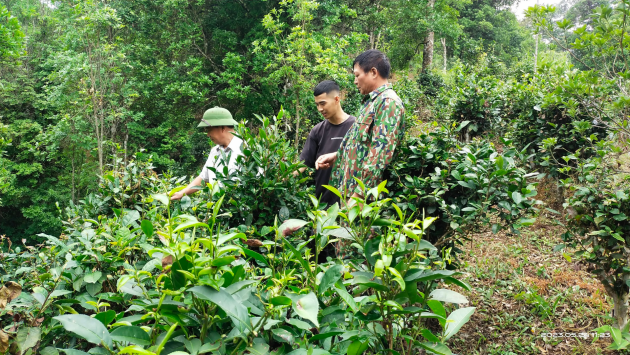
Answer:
[299,131,318,169]
[354,98,405,195]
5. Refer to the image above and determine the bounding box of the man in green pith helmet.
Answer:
[171,107,242,201]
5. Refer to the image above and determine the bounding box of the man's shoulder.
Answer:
[208,145,220,155]
[381,89,404,106]
[204,145,220,163]
[228,136,244,152]
[309,120,328,137]
[311,120,328,131]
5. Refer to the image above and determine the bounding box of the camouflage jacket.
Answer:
[330,83,405,196]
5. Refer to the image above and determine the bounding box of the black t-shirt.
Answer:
[300,116,356,206]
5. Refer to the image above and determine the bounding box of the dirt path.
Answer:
[448,215,615,355]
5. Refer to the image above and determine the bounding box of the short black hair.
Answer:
[313,80,340,96]
[353,49,391,79]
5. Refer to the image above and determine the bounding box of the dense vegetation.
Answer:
[0,0,539,239]
[1,0,630,353]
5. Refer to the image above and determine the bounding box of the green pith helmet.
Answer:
[197,107,239,128]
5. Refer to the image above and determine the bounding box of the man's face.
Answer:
[353,63,375,95]
[206,126,223,145]
[314,92,339,120]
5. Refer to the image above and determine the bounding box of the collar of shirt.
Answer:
[368,83,393,101]
[219,136,243,153]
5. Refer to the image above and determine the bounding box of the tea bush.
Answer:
[437,67,511,141]
[525,1,630,345]
[556,135,630,333]
[386,126,540,262]
[416,72,444,99]
[211,112,313,235]
[0,168,477,355]
[391,77,424,118]
[506,64,608,177]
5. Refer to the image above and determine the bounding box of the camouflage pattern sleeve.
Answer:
[353,97,405,195]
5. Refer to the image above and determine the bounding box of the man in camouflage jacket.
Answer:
[316,49,405,203]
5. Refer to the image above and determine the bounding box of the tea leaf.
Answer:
[428,289,468,304]
[318,265,343,295]
[287,291,319,327]
[110,326,151,346]
[53,314,113,348]
[189,286,251,331]
[443,307,476,341]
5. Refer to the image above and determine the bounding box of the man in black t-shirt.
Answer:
[296,80,356,207]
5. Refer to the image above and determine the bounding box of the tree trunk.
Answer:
[441,37,447,72]
[601,275,630,329]
[70,120,77,204]
[374,31,381,50]
[295,93,301,149]
[99,110,104,174]
[295,18,306,149]
[92,95,104,175]
[124,133,128,167]
[111,122,117,173]
[534,32,539,74]
[369,29,375,49]
[422,0,435,73]
[611,289,630,329]
[71,153,76,204]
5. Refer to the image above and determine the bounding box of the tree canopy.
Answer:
[0,0,534,239]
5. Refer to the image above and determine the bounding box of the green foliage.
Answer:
[3,0,630,347]
[212,112,313,234]
[385,0,463,70]
[557,136,630,328]
[417,71,445,99]
[562,172,630,278]
[0,0,551,240]
[559,0,614,27]
[0,5,23,60]
[514,288,565,320]
[527,0,629,74]
[507,70,607,176]
[593,323,630,351]
[251,0,365,147]
[391,76,424,118]
[0,159,476,354]
[438,57,608,177]
[386,126,540,261]
[0,119,74,238]
[445,67,508,140]
[525,1,629,146]
[456,0,531,66]
[518,0,630,332]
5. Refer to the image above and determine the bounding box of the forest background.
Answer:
[0,0,604,240]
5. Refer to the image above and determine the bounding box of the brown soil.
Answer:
[448,215,615,355]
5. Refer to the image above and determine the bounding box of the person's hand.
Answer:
[316,152,337,170]
[347,193,364,209]
[292,167,307,177]
[170,191,185,201]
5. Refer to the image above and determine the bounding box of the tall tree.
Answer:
[456,0,530,66]
[441,37,447,71]
[0,4,23,59]
[422,0,436,72]
[386,0,462,71]
[43,0,139,174]
[558,0,613,25]
[252,0,364,146]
